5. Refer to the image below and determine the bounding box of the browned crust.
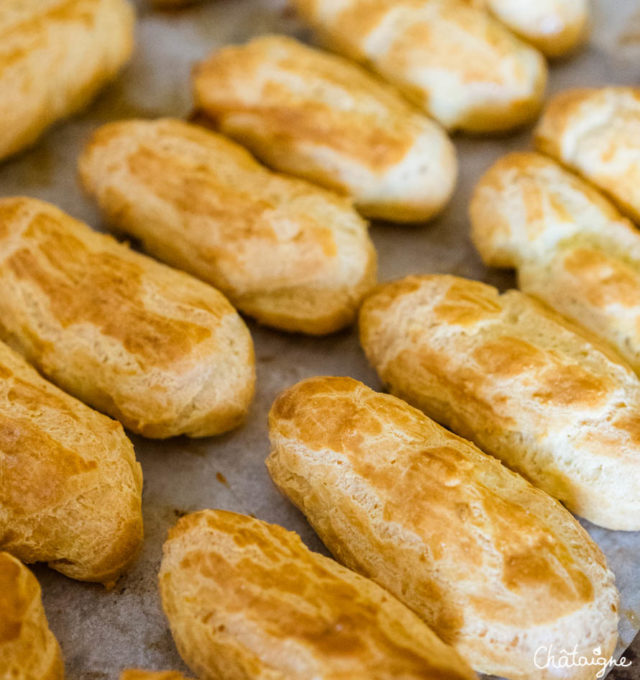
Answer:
[534,87,640,223]
[0,339,143,584]
[0,197,255,438]
[192,35,457,221]
[159,509,476,680]
[267,375,619,678]
[0,0,134,161]
[359,274,640,530]
[79,118,377,335]
[534,88,596,160]
[0,552,64,679]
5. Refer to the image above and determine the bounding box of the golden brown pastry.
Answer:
[535,87,640,223]
[0,197,255,439]
[159,509,477,680]
[0,552,64,680]
[471,151,640,376]
[0,0,134,162]
[267,376,620,680]
[120,672,189,680]
[79,118,377,335]
[0,339,143,584]
[292,0,547,133]
[468,0,590,57]
[359,274,640,530]
[192,35,457,222]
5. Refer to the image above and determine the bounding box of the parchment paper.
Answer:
[1,1,639,676]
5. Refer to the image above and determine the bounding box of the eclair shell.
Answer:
[468,0,589,57]
[79,118,377,335]
[193,35,457,221]
[471,151,640,376]
[0,340,142,584]
[267,376,619,679]
[0,552,64,680]
[292,0,547,132]
[0,0,134,162]
[159,509,476,680]
[0,197,255,439]
[359,274,640,530]
[535,87,640,224]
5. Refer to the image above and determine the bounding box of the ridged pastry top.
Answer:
[360,275,640,529]
[0,552,64,680]
[468,0,589,57]
[193,35,457,221]
[79,118,377,335]
[535,87,640,223]
[292,0,547,132]
[0,197,255,438]
[268,376,619,677]
[0,340,142,584]
[160,509,476,680]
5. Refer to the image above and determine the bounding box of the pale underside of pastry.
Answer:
[468,0,590,57]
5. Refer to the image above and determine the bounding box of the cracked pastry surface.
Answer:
[0,339,143,584]
[0,197,255,438]
[159,509,476,680]
[359,274,640,530]
[268,375,620,679]
[193,35,457,222]
[79,118,377,335]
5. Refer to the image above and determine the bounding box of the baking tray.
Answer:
[1,0,639,676]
